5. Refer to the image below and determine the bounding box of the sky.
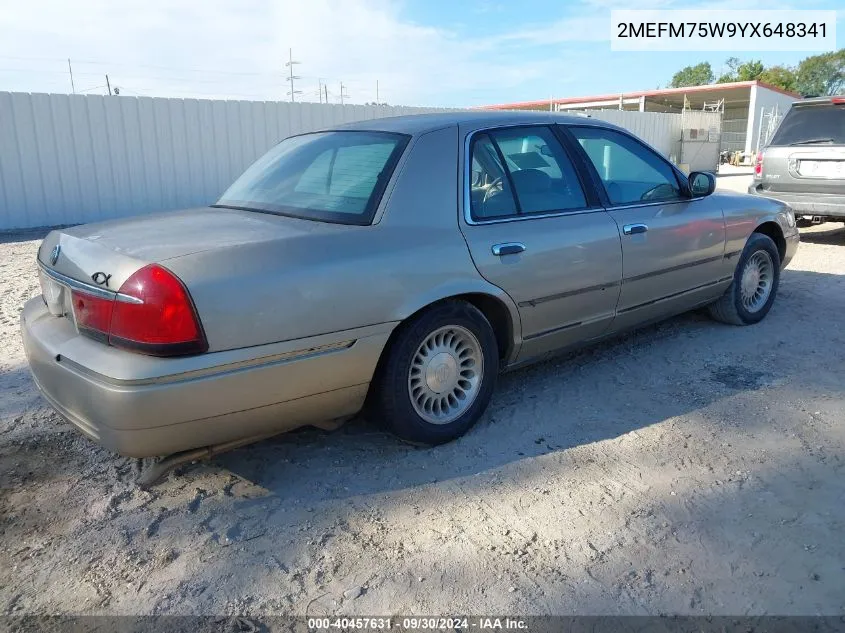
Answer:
[0,0,841,107]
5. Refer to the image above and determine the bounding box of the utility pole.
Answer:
[339,82,349,105]
[68,59,75,94]
[106,74,112,96]
[317,79,322,104]
[376,80,379,105]
[285,48,301,102]
[324,84,328,104]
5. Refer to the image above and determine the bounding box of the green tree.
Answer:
[794,49,845,96]
[758,65,797,93]
[716,57,741,83]
[670,62,714,88]
[717,58,764,83]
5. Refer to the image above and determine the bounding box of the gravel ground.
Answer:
[1,182,844,617]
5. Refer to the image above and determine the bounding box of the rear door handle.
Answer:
[623,223,648,235]
[491,242,526,256]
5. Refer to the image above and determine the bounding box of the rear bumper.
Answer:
[21,297,395,457]
[747,184,845,218]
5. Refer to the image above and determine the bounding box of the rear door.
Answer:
[761,100,845,197]
[565,125,727,332]
[459,124,622,362]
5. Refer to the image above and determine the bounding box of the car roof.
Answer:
[793,95,845,106]
[332,110,616,135]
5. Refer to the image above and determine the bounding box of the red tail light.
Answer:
[754,151,763,178]
[71,264,207,356]
[71,290,114,342]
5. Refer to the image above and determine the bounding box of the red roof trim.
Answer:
[481,80,800,110]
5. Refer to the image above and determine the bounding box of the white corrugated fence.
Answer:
[0,92,450,230]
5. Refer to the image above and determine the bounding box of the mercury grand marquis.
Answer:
[21,111,799,458]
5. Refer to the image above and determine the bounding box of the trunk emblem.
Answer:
[92,272,112,287]
[50,245,61,265]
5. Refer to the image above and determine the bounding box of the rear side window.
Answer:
[218,131,408,224]
[769,103,845,146]
[469,125,587,221]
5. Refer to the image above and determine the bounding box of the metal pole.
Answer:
[106,74,112,96]
[68,58,75,94]
[288,49,295,102]
[755,106,765,154]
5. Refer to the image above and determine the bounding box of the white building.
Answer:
[485,80,799,158]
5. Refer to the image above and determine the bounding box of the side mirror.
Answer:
[689,171,716,198]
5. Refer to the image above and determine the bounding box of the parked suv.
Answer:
[748,96,845,225]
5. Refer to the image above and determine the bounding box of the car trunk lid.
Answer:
[36,206,344,323]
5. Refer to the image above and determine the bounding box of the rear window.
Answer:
[769,103,845,146]
[217,131,409,224]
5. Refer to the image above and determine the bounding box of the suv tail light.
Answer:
[754,151,763,179]
[71,264,207,356]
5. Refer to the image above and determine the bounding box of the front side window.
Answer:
[570,126,682,206]
[469,126,587,221]
[218,131,408,224]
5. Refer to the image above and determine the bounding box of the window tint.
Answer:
[218,131,407,224]
[469,126,586,220]
[571,127,682,205]
[469,134,519,219]
[490,127,586,214]
[769,104,845,146]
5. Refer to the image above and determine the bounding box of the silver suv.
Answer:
[748,96,845,225]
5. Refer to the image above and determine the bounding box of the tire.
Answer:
[708,232,781,326]
[371,300,499,445]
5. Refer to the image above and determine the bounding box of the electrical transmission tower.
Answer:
[285,48,302,102]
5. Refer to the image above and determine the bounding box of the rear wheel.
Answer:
[372,301,498,445]
[708,232,781,325]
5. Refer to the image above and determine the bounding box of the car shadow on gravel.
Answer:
[798,225,845,245]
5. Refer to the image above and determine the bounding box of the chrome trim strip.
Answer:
[57,339,357,387]
[38,262,143,304]
[523,320,583,341]
[618,276,732,314]
[461,124,603,227]
[518,280,620,308]
[603,196,704,212]
[623,254,726,284]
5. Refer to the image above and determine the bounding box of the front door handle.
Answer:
[492,242,526,256]
[623,223,648,235]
